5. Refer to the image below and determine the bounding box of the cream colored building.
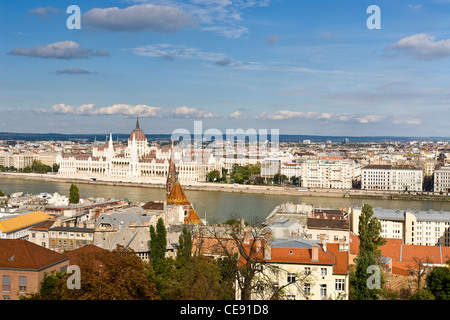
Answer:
[0,152,38,169]
[247,238,349,300]
[57,120,218,184]
[434,166,450,194]
[300,159,360,189]
[361,165,423,192]
[349,207,450,246]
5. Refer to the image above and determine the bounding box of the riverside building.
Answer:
[57,119,221,184]
[361,165,423,192]
[349,207,450,246]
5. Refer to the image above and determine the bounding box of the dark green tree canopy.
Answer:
[69,184,80,204]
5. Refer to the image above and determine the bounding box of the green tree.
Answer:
[207,170,221,182]
[426,266,450,300]
[177,226,193,263]
[350,204,386,300]
[69,184,80,204]
[150,218,167,268]
[0,190,5,197]
[23,246,159,300]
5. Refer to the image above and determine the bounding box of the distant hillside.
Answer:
[0,132,448,143]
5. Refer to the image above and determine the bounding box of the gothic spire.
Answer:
[136,116,140,129]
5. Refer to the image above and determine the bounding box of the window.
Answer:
[304,267,311,275]
[286,295,296,300]
[19,277,27,292]
[304,283,311,296]
[320,284,327,298]
[2,276,10,292]
[335,279,345,291]
[321,268,327,276]
[287,273,296,283]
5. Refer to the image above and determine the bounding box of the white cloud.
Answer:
[128,44,226,61]
[82,4,193,33]
[229,110,246,119]
[407,4,423,10]
[56,68,95,75]
[131,0,271,38]
[256,110,388,124]
[392,118,422,125]
[386,33,450,60]
[9,41,109,59]
[28,6,61,18]
[33,103,219,119]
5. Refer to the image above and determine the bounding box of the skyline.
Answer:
[1,1,450,136]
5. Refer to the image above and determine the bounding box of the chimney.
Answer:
[311,244,319,261]
[320,234,327,252]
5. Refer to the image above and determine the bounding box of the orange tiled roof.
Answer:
[184,208,203,224]
[0,211,52,233]
[166,182,203,224]
[166,182,190,205]
[0,239,68,270]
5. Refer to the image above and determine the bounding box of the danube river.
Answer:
[1,177,449,223]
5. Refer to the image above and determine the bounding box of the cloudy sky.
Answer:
[1,0,449,137]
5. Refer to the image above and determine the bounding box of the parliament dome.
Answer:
[129,117,147,142]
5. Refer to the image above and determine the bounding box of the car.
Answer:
[297,188,308,191]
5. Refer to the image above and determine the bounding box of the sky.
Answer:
[0,0,449,137]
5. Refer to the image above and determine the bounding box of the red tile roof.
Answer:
[0,239,68,270]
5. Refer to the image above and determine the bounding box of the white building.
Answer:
[57,119,220,184]
[281,162,302,179]
[247,238,349,300]
[434,166,450,194]
[300,159,361,189]
[361,165,423,192]
[349,207,450,246]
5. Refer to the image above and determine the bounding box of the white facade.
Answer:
[434,166,450,193]
[300,159,360,189]
[349,207,450,246]
[57,128,220,184]
[361,165,423,192]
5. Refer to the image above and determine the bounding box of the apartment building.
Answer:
[246,238,349,300]
[300,159,361,189]
[349,207,450,246]
[0,152,38,169]
[434,166,450,194]
[0,211,52,239]
[281,162,302,179]
[48,219,95,253]
[0,239,69,300]
[361,165,423,192]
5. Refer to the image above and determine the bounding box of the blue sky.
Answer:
[1,0,449,137]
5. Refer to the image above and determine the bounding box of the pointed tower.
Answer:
[166,140,178,198]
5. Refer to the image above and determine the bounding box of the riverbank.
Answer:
[1,172,449,202]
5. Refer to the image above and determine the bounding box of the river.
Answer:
[1,176,449,223]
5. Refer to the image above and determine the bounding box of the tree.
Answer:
[24,246,159,300]
[426,266,450,300]
[150,218,167,268]
[69,184,80,204]
[192,216,305,300]
[207,170,221,182]
[0,190,5,197]
[406,256,434,294]
[350,204,386,300]
[177,226,193,263]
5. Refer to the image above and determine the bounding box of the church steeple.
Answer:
[166,139,178,198]
[136,116,140,129]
